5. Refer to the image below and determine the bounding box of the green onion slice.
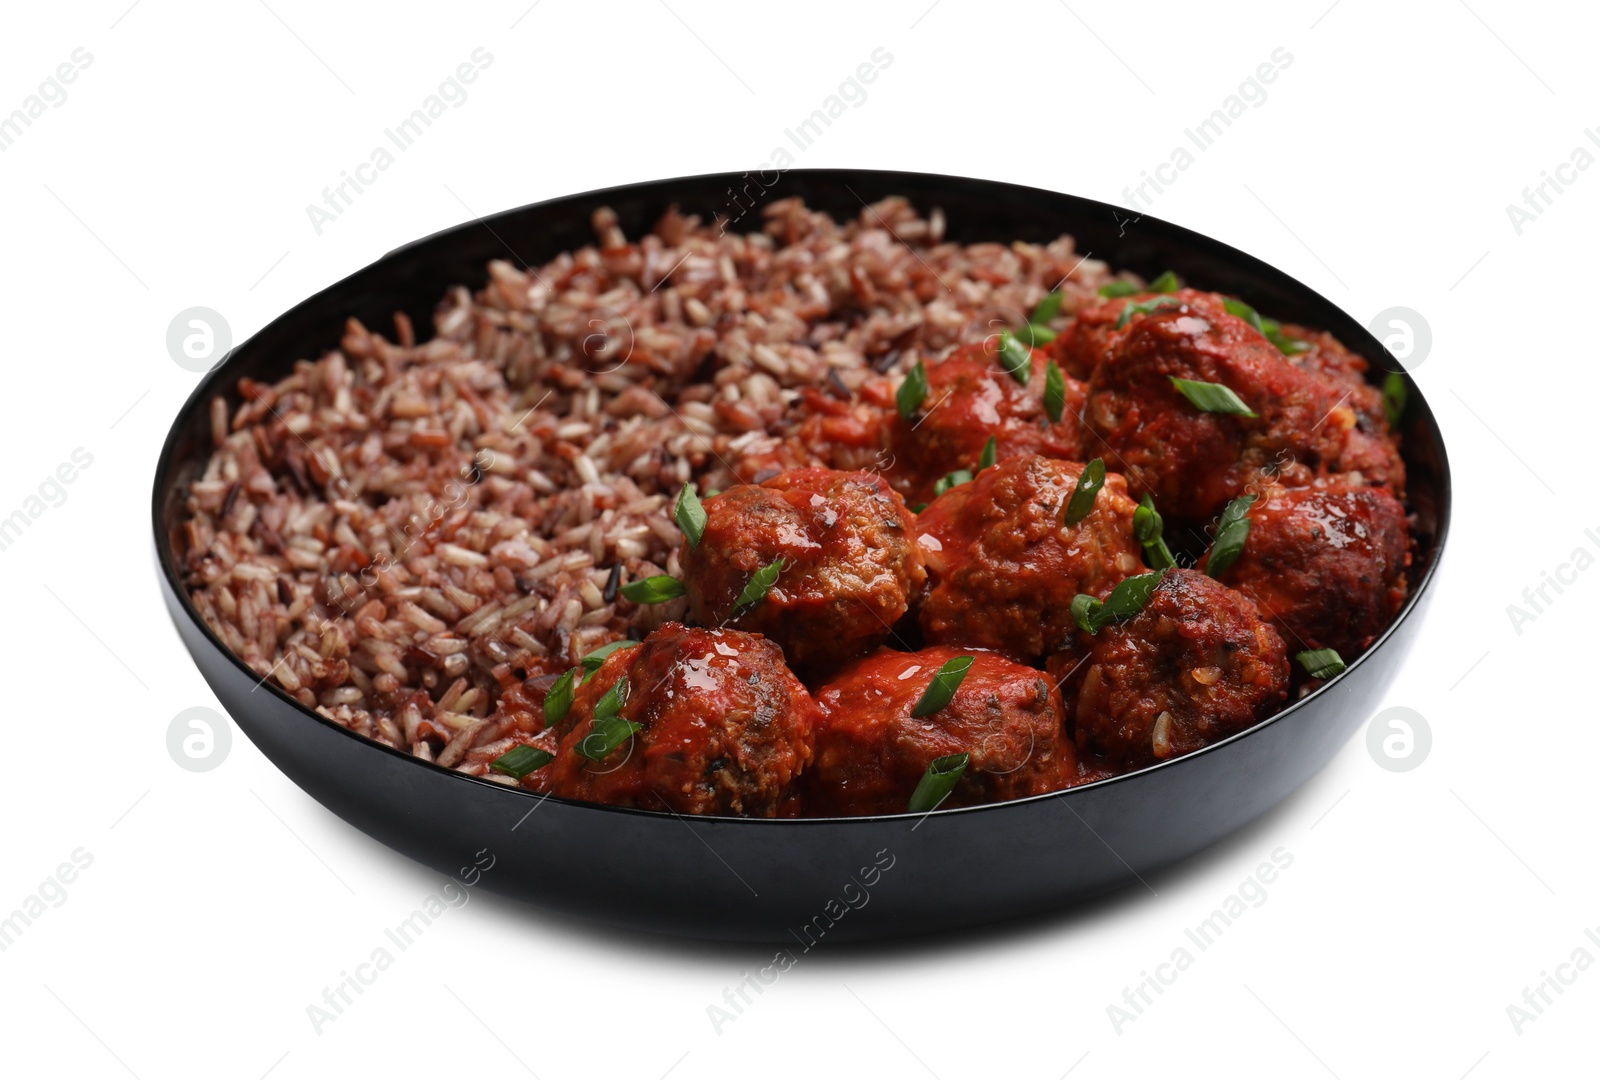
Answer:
[1149,270,1181,294]
[1223,297,1267,334]
[910,656,974,718]
[1098,280,1140,298]
[932,469,973,497]
[978,436,997,472]
[1071,570,1167,634]
[1205,495,1257,578]
[490,744,553,779]
[1258,315,1311,355]
[1296,648,1347,680]
[1170,377,1258,417]
[1383,371,1407,428]
[731,558,784,617]
[1043,359,1067,423]
[576,678,639,761]
[543,667,579,726]
[1115,295,1183,329]
[619,575,686,604]
[580,639,639,673]
[1064,458,1106,524]
[897,360,929,419]
[907,752,969,813]
[1016,322,1057,347]
[1031,291,1064,324]
[674,483,707,549]
[996,330,1032,385]
[1133,494,1177,570]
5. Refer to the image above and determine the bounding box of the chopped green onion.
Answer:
[1063,458,1106,524]
[910,656,974,718]
[575,678,639,761]
[932,469,973,497]
[1115,295,1183,329]
[490,744,553,779]
[1296,648,1346,680]
[1031,291,1064,324]
[674,483,707,549]
[907,752,969,813]
[1148,270,1181,293]
[1015,322,1057,347]
[1071,570,1167,634]
[910,502,928,513]
[1205,495,1257,578]
[978,436,997,472]
[1133,494,1177,570]
[1170,377,1258,417]
[897,360,929,419]
[1098,280,1140,298]
[1223,297,1267,334]
[1383,371,1407,428]
[1259,316,1311,355]
[996,330,1032,385]
[731,558,784,617]
[1043,359,1067,424]
[580,639,639,673]
[619,575,686,604]
[543,667,579,726]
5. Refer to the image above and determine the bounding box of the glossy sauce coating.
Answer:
[680,468,925,674]
[806,646,1078,816]
[1201,481,1410,660]
[888,339,1087,505]
[1048,569,1288,768]
[548,624,815,816]
[916,455,1145,659]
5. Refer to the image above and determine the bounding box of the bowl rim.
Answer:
[151,167,1452,827]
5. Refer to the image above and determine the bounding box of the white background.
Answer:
[0,1,1592,1077]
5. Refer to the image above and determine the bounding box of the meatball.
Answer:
[1049,568,1288,768]
[1083,299,1381,523]
[680,467,925,673]
[1200,481,1410,660]
[916,455,1145,659]
[1049,288,1230,381]
[547,624,814,816]
[888,339,1087,505]
[806,646,1078,816]
[730,379,898,483]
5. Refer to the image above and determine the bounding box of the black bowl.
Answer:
[153,169,1449,942]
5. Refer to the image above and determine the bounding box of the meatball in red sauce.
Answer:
[1049,569,1288,768]
[916,455,1145,659]
[1083,298,1390,523]
[1049,288,1231,381]
[888,339,1087,505]
[547,624,814,816]
[806,646,1078,816]
[680,467,925,674]
[1200,481,1410,661]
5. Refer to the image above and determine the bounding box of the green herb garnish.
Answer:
[1064,458,1106,524]
[731,558,784,617]
[1043,359,1067,423]
[490,745,553,779]
[1070,570,1167,634]
[543,667,579,726]
[1296,648,1347,680]
[1223,297,1267,334]
[1031,291,1064,324]
[997,330,1032,385]
[910,656,974,718]
[932,469,973,497]
[1133,495,1177,570]
[1115,295,1183,329]
[619,575,687,604]
[978,436,997,472]
[1149,270,1181,293]
[907,752,969,813]
[580,639,639,673]
[1205,495,1257,578]
[1170,377,1258,417]
[897,360,929,419]
[575,677,639,761]
[1383,371,1407,428]
[1098,280,1140,298]
[674,483,707,549]
[1015,322,1057,347]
